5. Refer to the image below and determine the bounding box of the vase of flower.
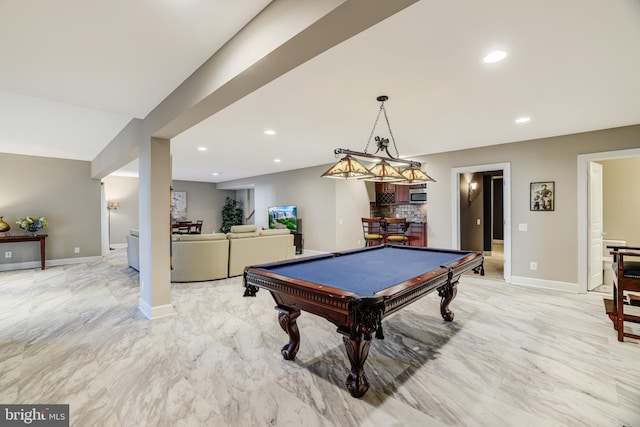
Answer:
[17,216,48,235]
[0,216,10,233]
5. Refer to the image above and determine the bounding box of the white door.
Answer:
[588,161,603,290]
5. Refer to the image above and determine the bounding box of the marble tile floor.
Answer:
[1,250,639,427]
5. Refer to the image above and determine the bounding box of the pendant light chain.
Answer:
[380,102,400,159]
[364,103,383,154]
[363,98,400,159]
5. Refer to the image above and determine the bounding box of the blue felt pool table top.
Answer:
[252,245,475,296]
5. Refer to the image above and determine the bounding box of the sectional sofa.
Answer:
[126,225,295,282]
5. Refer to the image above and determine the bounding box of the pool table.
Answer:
[243,244,484,398]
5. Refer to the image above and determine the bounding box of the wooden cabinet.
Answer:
[375,182,391,192]
[375,182,396,205]
[374,183,412,205]
[395,185,409,204]
[406,222,427,247]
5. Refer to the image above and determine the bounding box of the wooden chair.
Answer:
[361,218,384,247]
[189,220,203,234]
[173,221,192,234]
[383,218,409,245]
[604,245,640,341]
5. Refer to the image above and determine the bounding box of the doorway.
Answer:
[578,148,640,293]
[451,162,511,282]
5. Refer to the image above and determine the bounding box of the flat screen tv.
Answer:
[268,205,297,232]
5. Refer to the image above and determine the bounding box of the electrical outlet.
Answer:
[74,247,80,253]
[4,251,11,258]
[530,262,538,271]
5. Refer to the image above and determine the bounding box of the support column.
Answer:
[138,137,175,319]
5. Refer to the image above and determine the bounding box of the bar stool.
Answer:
[361,217,384,247]
[384,218,409,245]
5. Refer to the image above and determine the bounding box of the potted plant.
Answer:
[219,197,243,233]
[17,216,48,234]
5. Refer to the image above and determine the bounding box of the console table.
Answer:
[0,234,47,270]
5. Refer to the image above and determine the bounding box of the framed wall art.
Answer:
[172,191,187,220]
[530,181,554,211]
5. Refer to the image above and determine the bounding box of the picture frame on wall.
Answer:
[530,181,554,211]
[172,191,187,220]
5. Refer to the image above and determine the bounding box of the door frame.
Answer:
[451,162,511,282]
[577,147,640,293]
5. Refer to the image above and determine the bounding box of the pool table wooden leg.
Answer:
[343,336,371,398]
[277,307,301,360]
[438,281,458,322]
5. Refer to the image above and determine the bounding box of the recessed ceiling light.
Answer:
[273,158,281,163]
[515,117,531,124]
[483,50,507,63]
[264,130,276,135]
[212,172,221,176]
[197,147,207,151]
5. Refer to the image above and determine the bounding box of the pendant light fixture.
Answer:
[321,95,435,184]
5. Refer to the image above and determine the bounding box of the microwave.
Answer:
[409,188,427,204]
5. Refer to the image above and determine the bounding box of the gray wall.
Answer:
[220,123,640,286]
[219,164,369,252]
[102,175,139,245]
[172,180,235,234]
[420,124,640,284]
[0,153,101,266]
[459,172,484,251]
[600,157,640,245]
[101,176,236,244]
[4,123,639,282]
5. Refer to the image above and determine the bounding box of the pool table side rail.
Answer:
[376,252,483,316]
[244,269,358,327]
[379,270,450,317]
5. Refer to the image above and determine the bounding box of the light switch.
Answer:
[476,218,481,226]
[519,223,527,231]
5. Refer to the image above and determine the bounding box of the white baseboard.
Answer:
[138,299,176,320]
[110,243,127,249]
[509,275,578,293]
[0,256,102,272]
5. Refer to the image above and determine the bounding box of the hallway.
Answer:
[479,241,504,281]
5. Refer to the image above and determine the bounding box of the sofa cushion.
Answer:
[176,233,227,241]
[227,231,259,239]
[229,224,257,233]
[260,228,291,236]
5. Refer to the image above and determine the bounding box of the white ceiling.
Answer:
[2,0,640,184]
